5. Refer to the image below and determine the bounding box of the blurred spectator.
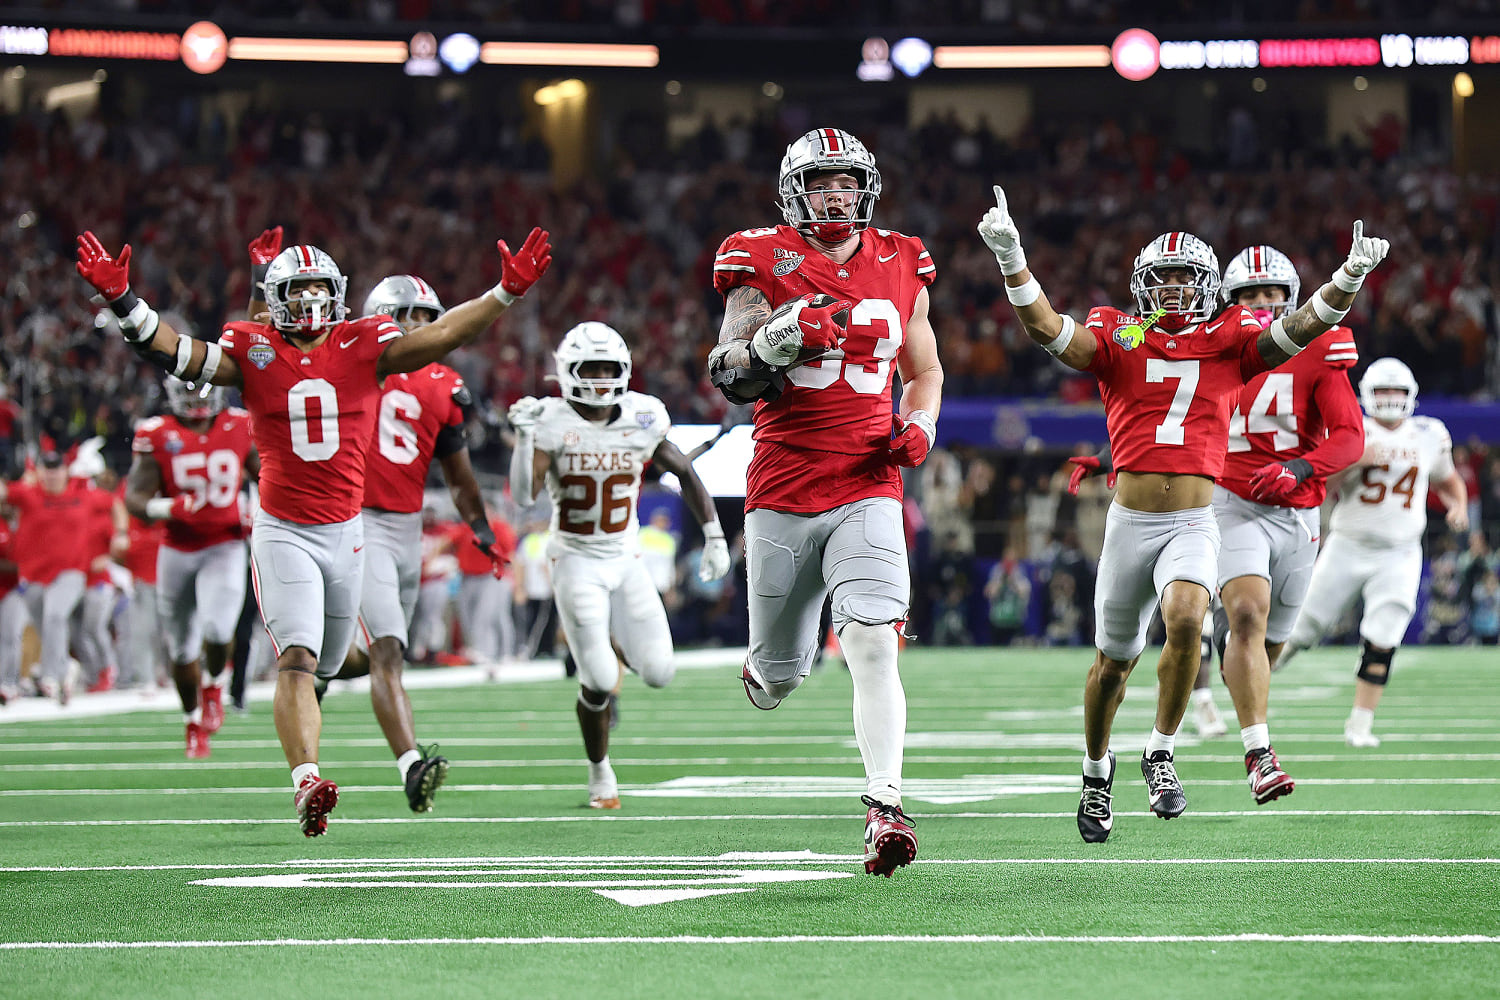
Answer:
[983,547,1030,646]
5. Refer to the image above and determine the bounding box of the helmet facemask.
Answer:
[1221,245,1301,330]
[778,128,882,244]
[362,274,445,333]
[166,380,226,422]
[1129,232,1222,329]
[263,245,349,339]
[553,322,633,409]
[1359,358,1419,422]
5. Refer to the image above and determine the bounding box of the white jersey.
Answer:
[534,392,671,558]
[1328,416,1454,548]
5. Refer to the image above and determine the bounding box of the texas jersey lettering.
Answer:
[1329,416,1455,547]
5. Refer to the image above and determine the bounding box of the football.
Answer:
[772,292,849,369]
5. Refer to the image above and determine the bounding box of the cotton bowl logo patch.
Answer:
[635,412,656,429]
[248,344,275,370]
[772,248,805,277]
[1113,322,1145,351]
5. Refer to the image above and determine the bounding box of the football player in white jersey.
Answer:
[1274,358,1468,746]
[508,323,731,808]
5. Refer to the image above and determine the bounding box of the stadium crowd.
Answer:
[2,96,1499,702]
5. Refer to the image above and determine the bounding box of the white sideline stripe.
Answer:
[8,776,1500,797]
[7,856,1500,874]
[3,809,1497,829]
[2,934,1497,950]
[9,751,1500,772]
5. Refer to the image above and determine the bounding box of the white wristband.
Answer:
[702,520,725,540]
[489,283,518,306]
[905,409,937,449]
[1042,315,1075,357]
[198,342,223,383]
[1005,276,1042,307]
[145,497,174,520]
[1332,267,1364,294]
[172,336,195,378]
[1311,293,1349,326]
[997,247,1028,277]
[1268,317,1303,357]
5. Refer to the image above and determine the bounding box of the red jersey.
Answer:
[712,225,936,513]
[6,480,113,585]
[362,363,467,514]
[82,481,118,587]
[1084,304,1270,480]
[455,516,517,578]
[1220,327,1365,508]
[125,514,164,585]
[132,408,255,552]
[419,522,463,584]
[220,316,403,524]
[0,521,17,599]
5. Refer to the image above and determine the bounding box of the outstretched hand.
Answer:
[497,227,553,298]
[75,231,132,300]
[1342,220,1390,278]
[977,184,1026,275]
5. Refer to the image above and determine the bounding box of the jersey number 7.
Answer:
[1145,359,1200,446]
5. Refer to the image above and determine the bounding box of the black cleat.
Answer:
[404,743,450,813]
[1077,751,1116,843]
[1141,750,1187,819]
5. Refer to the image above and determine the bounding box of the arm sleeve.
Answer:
[1081,307,1116,376]
[1233,307,1274,380]
[1430,422,1456,481]
[1300,372,1366,479]
[711,232,774,300]
[912,236,936,287]
[131,422,156,455]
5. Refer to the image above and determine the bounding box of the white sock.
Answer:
[184,707,202,725]
[397,749,421,781]
[1145,728,1175,755]
[291,762,319,789]
[839,622,906,803]
[1192,688,1216,707]
[1348,707,1375,732]
[1241,723,1270,753]
[1082,753,1112,779]
[588,757,616,793]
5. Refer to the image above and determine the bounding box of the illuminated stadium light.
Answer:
[1455,71,1475,97]
[180,21,227,74]
[480,42,658,67]
[226,37,408,64]
[534,78,586,105]
[1111,29,1159,80]
[439,32,480,73]
[49,28,180,61]
[934,43,1112,70]
[0,25,48,56]
[857,37,894,81]
[890,37,933,78]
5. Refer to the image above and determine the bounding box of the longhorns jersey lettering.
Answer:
[712,224,935,512]
[532,392,670,558]
[1329,416,1455,547]
[132,408,254,551]
[361,363,468,515]
[1084,304,1269,480]
[219,316,402,524]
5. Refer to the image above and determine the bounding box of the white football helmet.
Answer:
[778,127,882,243]
[1359,357,1418,422]
[555,322,632,407]
[1130,231,1222,325]
[362,274,445,330]
[263,244,348,336]
[165,379,226,421]
[1221,244,1300,320]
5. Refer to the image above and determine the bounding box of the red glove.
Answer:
[1248,461,1304,504]
[496,227,553,298]
[794,294,853,353]
[889,412,934,468]
[75,231,132,300]
[247,226,284,265]
[1066,455,1116,496]
[471,522,510,579]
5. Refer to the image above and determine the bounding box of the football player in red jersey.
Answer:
[0,520,23,704]
[706,127,941,877]
[76,225,551,836]
[339,274,510,814]
[125,380,257,758]
[979,185,1388,842]
[1210,246,1364,803]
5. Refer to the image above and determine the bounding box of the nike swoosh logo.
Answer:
[804,320,820,329]
[353,545,363,553]
[1205,321,1226,334]
[339,338,358,349]
[878,252,898,262]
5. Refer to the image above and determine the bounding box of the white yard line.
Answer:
[2,809,1497,829]
[2,933,1497,950]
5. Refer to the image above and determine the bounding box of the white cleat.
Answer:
[1192,697,1228,739]
[740,662,781,711]
[1344,725,1381,748]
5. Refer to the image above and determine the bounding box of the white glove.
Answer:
[507,396,543,433]
[1339,220,1390,281]
[698,524,731,582]
[977,184,1028,276]
[749,299,809,368]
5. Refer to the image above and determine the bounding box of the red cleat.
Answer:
[1245,746,1295,804]
[293,775,339,837]
[201,685,224,734]
[862,795,918,877]
[740,663,781,711]
[185,722,211,759]
[87,664,117,694]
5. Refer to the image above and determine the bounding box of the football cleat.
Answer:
[185,722,211,759]
[403,744,450,814]
[201,685,224,734]
[740,663,781,711]
[1141,750,1187,819]
[293,774,339,837]
[1077,751,1116,843]
[1344,722,1381,748]
[86,664,117,694]
[588,794,622,810]
[1245,746,1295,804]
[862,795,918,876]
[1192,696,1228,740]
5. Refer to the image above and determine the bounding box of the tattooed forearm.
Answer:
[719,286,772,345]
[1258,280,1360,366]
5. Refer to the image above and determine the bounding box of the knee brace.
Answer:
[577,686,611,713]
[1356,642,1394,685]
